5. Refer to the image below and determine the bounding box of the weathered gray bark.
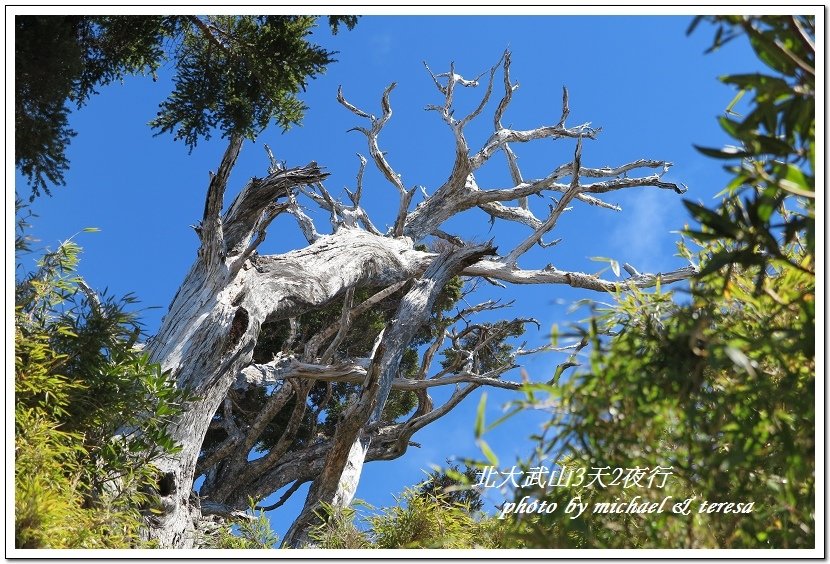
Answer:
[140,51,695,548]
[282,242,496,547]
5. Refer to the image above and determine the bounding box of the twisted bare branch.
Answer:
[505,136,584,266]
[200,135,242,264]
[179,52,699,548]
[338,86,406,185]
[493,51,528,209]
[337,84,421,238]
[345,153,368,208]
[222,160,327,255]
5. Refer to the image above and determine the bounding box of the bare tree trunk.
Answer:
[282,243,495,547]
[139,52,695,548]
[141,219,433,546]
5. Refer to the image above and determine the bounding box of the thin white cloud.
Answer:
[609,188,681,273]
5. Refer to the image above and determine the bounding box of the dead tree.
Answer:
[141,51,695,548]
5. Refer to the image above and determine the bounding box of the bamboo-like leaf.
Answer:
[474,392,487,439]
[724,88,746,116]
[476,438,499,466]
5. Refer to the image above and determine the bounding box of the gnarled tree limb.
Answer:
[141,50,697,548]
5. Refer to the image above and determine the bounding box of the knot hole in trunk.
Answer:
[158,472,176,497]
[225,306,250,353]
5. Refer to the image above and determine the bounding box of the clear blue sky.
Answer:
[16,14,764,537]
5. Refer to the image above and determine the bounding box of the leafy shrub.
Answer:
[15,223,188,548]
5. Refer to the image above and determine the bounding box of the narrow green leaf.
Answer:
[685,15,704,36]
[724,89,746,116]
[486,406,522,433]
[748,29,796,75]
[694,145,751,160]
[550,323,559,347]
[477,438,499,466]
[474,393,487,439]
[721,72,789,93]
[684,201,739,238]
[752,134,793,156]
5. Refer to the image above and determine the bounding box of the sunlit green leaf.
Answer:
[474,393,487,439]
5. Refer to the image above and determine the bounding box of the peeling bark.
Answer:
[139,51,696,548]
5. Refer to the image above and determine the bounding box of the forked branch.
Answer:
[191,52,699,544]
